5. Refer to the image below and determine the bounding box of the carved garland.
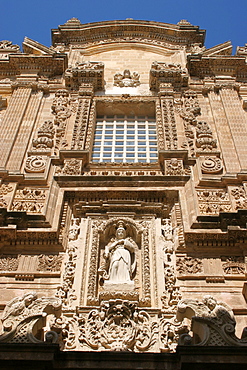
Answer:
[71,96,92,150]
[140,221,152,306]
[87,219,101,305]
[155,100,165,151]
[160,97,178,150]
[85,100,96,151]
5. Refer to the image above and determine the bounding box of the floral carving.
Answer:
[24,155,47,173]
[164,159,184,176]
[0,255,19,271]
[197,189,231,215]
[176,256,203,275]
[114,70,140,87]
[160,316,188,352]
[78,300,158,352]
[231,186,247,210]
[37,255,63,272]
[32,120,55,151]
[221,256,245,275]
[71,96,91,150]
[200,156,223,174]
[61,159,82,176]
[11,188,47,213]
[160,97,178,150]
[155,99,165,150]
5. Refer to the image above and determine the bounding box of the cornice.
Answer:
[51,19,205,48]
[0,53,68,79]
[188,55,247,80]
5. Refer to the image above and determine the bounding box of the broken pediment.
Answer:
[22,37,55,55]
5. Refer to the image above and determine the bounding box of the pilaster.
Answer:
[207,88,241,173]
[219,85,247,171]
[71,85,94,150]
[0,86,32,168]
[6,90,43,172]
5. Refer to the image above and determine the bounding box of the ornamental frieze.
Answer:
[196,189,232,215]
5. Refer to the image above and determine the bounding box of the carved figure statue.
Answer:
[68,217,80,241]
[2,292,38,321]
[100,221,136,283]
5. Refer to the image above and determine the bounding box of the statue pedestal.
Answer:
[104,281,134,292]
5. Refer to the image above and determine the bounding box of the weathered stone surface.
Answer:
[0,19,247,366]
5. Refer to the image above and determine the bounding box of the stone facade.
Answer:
[0,18,247,368]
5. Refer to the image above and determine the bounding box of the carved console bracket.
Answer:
[150,62,188,91]
[64,62,104,91]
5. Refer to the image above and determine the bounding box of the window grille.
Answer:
[92,115,158,163]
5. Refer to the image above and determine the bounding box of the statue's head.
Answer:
[116,221,126,239]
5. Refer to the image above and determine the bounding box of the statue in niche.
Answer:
[68,216,80,241]
[99,221,136,284]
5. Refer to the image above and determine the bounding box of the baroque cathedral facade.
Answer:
[0,18,247,368]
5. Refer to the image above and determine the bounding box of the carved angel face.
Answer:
[204,296,217,311]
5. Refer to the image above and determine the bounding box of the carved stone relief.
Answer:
[0,292,61,344]
[84,217,152,307]
[177,296,247,347]
[0,255,19,271]
[176,90,218,157]
[176,256,203,275]
[37,255,63,272]
[221,256,245,275]
[150,62,188,90]
[155,99,165,150]
[55,216,80,308]
[159,316,188,352]
[0,183,13,208]
[200,156,223,174]
[114,70,140,87]
[56,159,82,176]
[0,40,20,60]
[31,120,55,152]
[78,300,158,352]
[196,121,217,151]
[24,155,47,173]
[160,96,178,150]
[161,218,182,313]
[197,189,231,215]
[11,188,47,213]
[231,186,247,210]
[71,95,92,150]
[51,89,72,153]
[164,159,184,176]
[65,62,104,90]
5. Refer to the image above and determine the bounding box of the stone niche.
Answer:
[98,218,141,299]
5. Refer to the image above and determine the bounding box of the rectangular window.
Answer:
[92,115,158,163]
